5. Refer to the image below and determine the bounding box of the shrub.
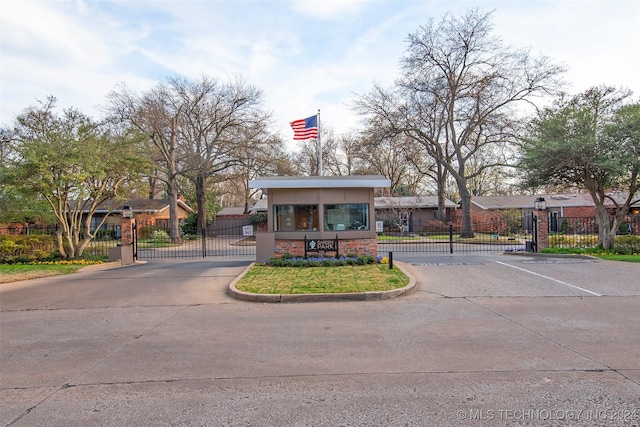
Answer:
[360,255,377,264]
[95,229,115,240]
[250,212,268,225]
[181,213,198,235]
[548,234,599,247]
[138,225,162,238]
[150,229,170,241]
[614,235,640,254]
[260,255,383,267]
[0,234,58,263]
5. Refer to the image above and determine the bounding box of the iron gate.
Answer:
[134,220,256,260]
[133,218,529,259]
[377,220,528,255]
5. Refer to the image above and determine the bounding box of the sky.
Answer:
[1,0,639,151]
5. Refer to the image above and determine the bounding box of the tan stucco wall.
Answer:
[267,188,375,239]
[256,187,379,260]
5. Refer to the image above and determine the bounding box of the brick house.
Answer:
[374,196,458,232]
[88,198,194,229]
[471,193,639,232]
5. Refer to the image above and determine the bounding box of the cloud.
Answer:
[291,0,369,20]
[492,0,640,94]
[1,0,638,141]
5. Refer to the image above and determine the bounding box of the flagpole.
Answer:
[317,109,322,176]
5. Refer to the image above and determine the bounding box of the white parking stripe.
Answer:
[494,261,602,296]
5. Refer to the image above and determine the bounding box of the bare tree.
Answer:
[354,131,425,196]
[376,196,429,233]
[356,9,564,236]
[107,82,184,242]
[174,75,270,230]
[228,125,293,213]
[291,126,332,176]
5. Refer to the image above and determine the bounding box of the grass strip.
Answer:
[235,264,410,294]
[0,264,86,283]
[593,254,640,263]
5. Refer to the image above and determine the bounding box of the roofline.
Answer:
[249,175,391,189]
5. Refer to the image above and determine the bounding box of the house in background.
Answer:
[470,193,640,232]
[374,196,458,232]
[471,193,597,218]
[88,198,194,229]
[249,198,268,214]
[214,206,253,234]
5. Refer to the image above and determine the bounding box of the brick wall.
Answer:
[562,206,596,217]
[274,238,378,258]
[535,210,549,251]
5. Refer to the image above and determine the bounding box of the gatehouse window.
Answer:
[324,204,369,231]
[274,205,319,231]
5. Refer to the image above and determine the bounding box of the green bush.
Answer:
[361,255,377,264]
[0,234,58,263]
[150,229,170,240]
[261,255,381,267]
[250,212,268,225]
[548,233,599,247]
[95,229,115,240]
[613,235,640,254]
[181,213,198,234]
[138,225,165,238]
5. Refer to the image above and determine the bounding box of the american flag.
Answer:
[290,115,318,140]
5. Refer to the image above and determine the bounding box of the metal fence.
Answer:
[134,220,256,260]
[377,219,528,255]
[5,215,638,261]
[0,224,123,261]
[547,216,640,249]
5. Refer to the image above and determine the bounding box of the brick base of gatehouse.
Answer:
[274,238,378,258]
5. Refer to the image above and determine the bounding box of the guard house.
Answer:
[249,175,391,261]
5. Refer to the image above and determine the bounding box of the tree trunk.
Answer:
[167,177,181,244]
[436,163,447,221]
[56,228,67,259]
[458,190,474,238]
[196,174,208,234]
[594,205,614,249]
[166,116,182,244]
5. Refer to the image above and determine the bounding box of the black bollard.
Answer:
[389,251,393,269]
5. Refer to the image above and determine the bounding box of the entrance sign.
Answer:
[304,235,339,258]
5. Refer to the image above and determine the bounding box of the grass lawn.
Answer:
[377,234,420,241]
[0,264,87,284]
[593,254,640,263]
[235,264,410,294]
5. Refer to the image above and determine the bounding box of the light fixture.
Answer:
[122,205,133,219]
[533,197,546,210]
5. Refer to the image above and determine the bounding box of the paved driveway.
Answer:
[1,254,639,426]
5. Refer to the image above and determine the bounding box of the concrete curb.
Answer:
[78,260,147,272]
[502,251,597,260]
[227,261,417,303]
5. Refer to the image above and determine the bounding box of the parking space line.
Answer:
[494,261,602,296]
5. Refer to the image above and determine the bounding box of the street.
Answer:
[1,254,639,426]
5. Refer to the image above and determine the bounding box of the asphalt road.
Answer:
[1,254,639,426]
